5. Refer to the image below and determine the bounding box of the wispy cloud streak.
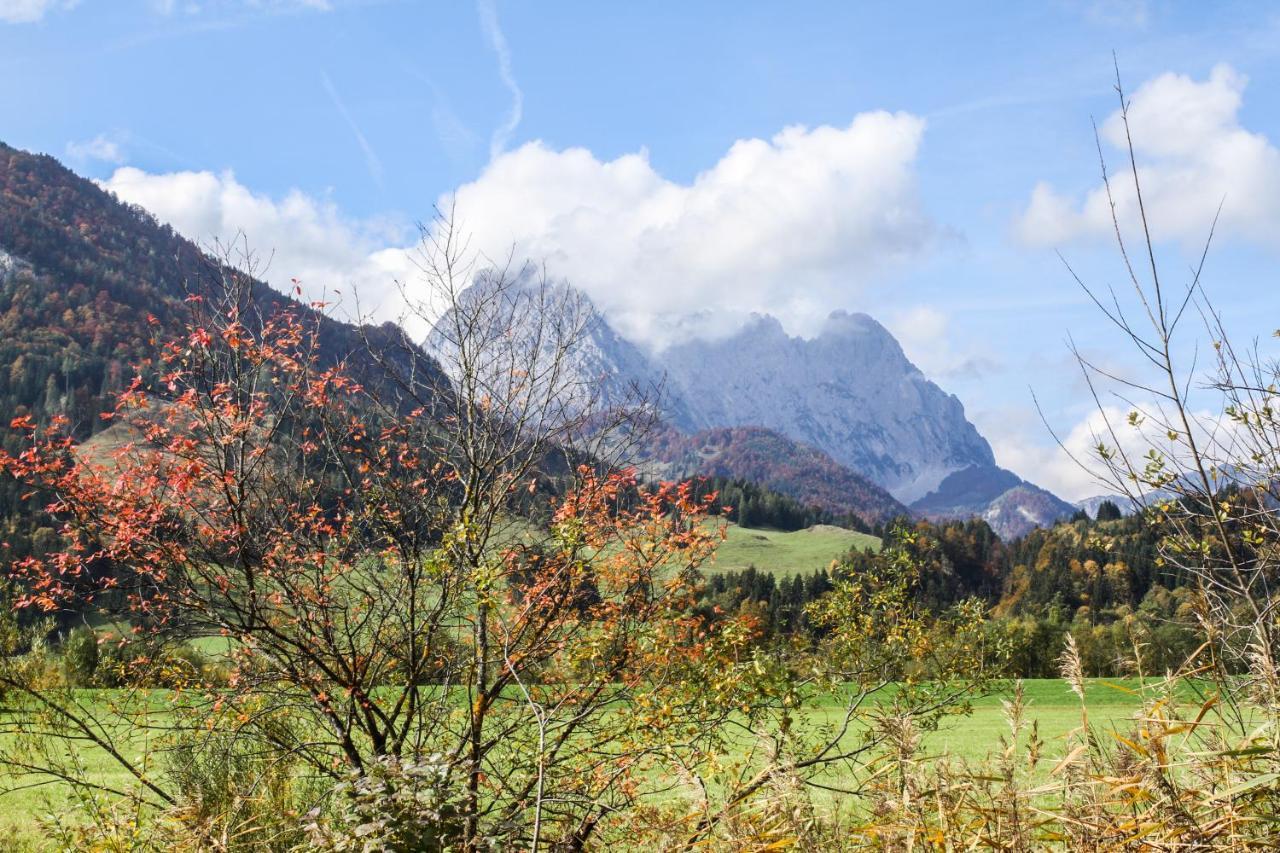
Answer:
[476,0,522,161]
[320,70,385,190]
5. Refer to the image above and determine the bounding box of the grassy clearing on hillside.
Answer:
[707,523,880,575]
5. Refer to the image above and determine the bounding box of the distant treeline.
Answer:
[690,476,873,533]
[697,566,836,638]
[696,503,1211,678]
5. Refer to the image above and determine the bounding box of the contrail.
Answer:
[477,0,523,161]
[320,70,385,190]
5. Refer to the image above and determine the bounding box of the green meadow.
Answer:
[707,523,880,575]
[0,520,1172,848]
[0,677,1189,849]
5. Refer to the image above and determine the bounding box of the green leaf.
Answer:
[1204,772,1280,802]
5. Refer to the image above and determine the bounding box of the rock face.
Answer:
[561,299,699,430]
[658,312,995,503]
[427,276,1075,540]
[425,270,697,430]
[0,247,28,282]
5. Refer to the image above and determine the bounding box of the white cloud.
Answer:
[1017,64,1280,248]
[0,0,77,23]
[443,112,937,348]
[887,305,1000,381]
[891,305,950,364]
[96,112,937,350]
[981,406,1129,502]
[65,133,126,166]
[982,399,1238,502]
[99,167,424,334]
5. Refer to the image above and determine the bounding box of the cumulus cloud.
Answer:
[443,112,937,348]
[0,0,77,24]
[65,134,127,166]
[1017,64,1280,248]
[96,111,937,349]
[99,167,424,333]
[982,398,1238,502]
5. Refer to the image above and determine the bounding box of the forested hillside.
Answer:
[0,142,445,559]
[644,425,909,525]
[701,502,1200,679]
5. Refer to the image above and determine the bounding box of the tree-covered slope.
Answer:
[0,141,446,557]
[643,425,910,526]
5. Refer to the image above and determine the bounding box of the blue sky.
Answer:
[5,0,1280,499]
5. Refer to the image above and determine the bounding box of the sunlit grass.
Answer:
[0,677,1190,848]
[706,522,880,575]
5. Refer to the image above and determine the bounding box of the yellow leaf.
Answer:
[1051,745,1088,776]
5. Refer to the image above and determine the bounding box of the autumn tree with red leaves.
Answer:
[0,227,1001,850]
[0,241,763,849]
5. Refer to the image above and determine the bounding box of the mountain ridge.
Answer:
[3,140,1073,544]
[422,270,1075,539]
[640,424,909,526]
[656,310,997,503]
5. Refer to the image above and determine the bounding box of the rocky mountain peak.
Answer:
[425,275,1073,539]
[658,311,995,503]
[820,309,893,339]
[816,311,912,365]
[742,312,789,338]
[425,269,696,429]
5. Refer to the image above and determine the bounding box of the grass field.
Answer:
[707,523,880,575]
[758,677,1188,764]
[899,677,1173,761]
[0,689,175,850]
[0,677,1181,848]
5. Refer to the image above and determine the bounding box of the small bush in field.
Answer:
[158,720,320,851]
[88,634,225,688]
[60,625,99,686]
[305,755,470,852]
